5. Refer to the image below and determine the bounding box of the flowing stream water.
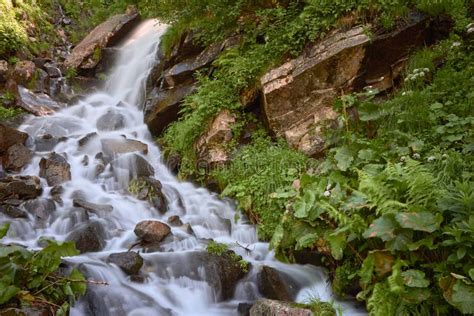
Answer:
[3,20,367,316]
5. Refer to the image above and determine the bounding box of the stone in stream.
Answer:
[0,175,42,201]
[2,143,32,172]
[101,138,148,156]
[107,251,144,275]
[78,132,98,148]
[134,220,171,244]
[0,204,28,219]
[96,109,126,131]
[257,266,298,301]
[22,198,56,227]
[0,123,28,154]
[39,152,71,186]
[129,177,167,214]
[148,250,248,300]
[17,86,65,116]
[249,299,314,316]
[34,134,67,152]
[73,198,114,214]
[167,215,183,227]
[110,153,155,179]
[67,221,106,253]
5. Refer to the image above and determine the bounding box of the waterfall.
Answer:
[1,20,366,315]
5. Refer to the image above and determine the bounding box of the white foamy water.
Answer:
[2,19,366,316]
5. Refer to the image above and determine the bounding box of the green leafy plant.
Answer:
[0,223,87,314]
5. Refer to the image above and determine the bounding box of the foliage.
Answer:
[213,132,310,240]
[206,240,249,272]
[269,37,474,315]
[0,223,86,314]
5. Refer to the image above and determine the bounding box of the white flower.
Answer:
[423,68,430,72]
[326,183,332,190]
[413,153,421,159]
[323,190,331,197]
[400,156,406,162]
[451,41,461,48]
[442,153,448,159]
[427,156,436,162]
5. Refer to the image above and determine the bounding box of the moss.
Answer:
[206,241,249,272]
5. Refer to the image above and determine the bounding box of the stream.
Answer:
[2,20,367,316]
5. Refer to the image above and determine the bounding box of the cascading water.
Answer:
[3,20,367,315]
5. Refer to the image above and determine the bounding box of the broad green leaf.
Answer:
[402,269,430,288]
[0,284,20,304]
[395,212,442,233]
[295,232,319,250]
[0,223,10,239]
[334,146,354,172]
[358,149,376,161]
[359,254,375,288]
[363,215,397,241]
[401,288,431,304]
[469,269,474,282]
[293,190,316,219]
[452,281,474,314]
[269,224,285,250]
[325,232,346,260]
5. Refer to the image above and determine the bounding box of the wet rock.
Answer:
[67,221,106,253]
[0,123,28,154]
[144,83,197,136]
[195,110,236,167]
[64,9,139,72]
[17,86,65,116]
[180,223,195,235]
[134,220,171,244]
[163,41,222,88]
[0,204,28,218]
[50,185,64,203]
[39,152,71,186]
[167,215,183,227]
[238,303,253,316]
[249,299,313,316]
[110,153,155,178]
[0,60,8,83]
[22,198,56,226]
[33,68,49,94]
[149,250,248,300]
[107,251,144,275]
[101,138,148,156]
[13,60,36,86]
[129,177,167,213]
[96,110,125,131]
[43,62,62,78]
[32,57,52,69]
[2,143,31,172]
[34,134,67,152]
[0,176,42,201]
[257,266,297,301]
[0,307,51,316]
[73,198,114,214]
[78,132,98,148]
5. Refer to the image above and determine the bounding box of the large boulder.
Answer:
[12,61,36,86]
[22,198,56,227]
[261,14,432,156]
[144,83,197,136]
[195,110,236,167]
[72,199,114,215]
[261,26,368,156]
[64,8,139,72]
[147,251,248,300]
[17,86,65,116]
[128,177,167,213]
[0,124,28,154]
[249,299,313,316]
[96,109,125,131]
[257,266,297,301]
[0,176,42,201]
[2,143,31,172]
[134,220,171,244]
[101,138,148,156]
[110,153,155,179]
[107,251,144,275]
[39,153,71,186]
[67,221,106,253]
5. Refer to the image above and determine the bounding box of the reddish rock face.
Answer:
[260,14,432,156]
[2,143,32,172]
[39,152,72,186]
[0,124,28,154]
[13,60,36,86]
[64,10,139,71]
[195,110,236,167]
